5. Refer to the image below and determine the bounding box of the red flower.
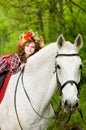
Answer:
[24,32,32,40]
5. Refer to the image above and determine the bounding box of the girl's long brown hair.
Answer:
[16,39,41,62]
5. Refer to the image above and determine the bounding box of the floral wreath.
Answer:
[18,31,45,50]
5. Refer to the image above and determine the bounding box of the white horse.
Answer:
[0,34,83,130]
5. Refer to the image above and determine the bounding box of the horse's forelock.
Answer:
[58,41,77,54]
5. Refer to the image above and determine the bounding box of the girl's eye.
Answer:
[31,46,35,49]
[26,44,29,47]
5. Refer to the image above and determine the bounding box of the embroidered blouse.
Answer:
[0,53,21,74]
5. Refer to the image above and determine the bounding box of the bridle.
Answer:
[54,53,82,96]
[54,53,84,124]
[14,53,85,130]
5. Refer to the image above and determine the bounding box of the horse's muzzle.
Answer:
[64,99,79,113]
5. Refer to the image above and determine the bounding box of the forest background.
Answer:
[0,0,86,130]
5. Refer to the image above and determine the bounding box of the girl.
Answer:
[0,31,44,74]
[0,31,45,89]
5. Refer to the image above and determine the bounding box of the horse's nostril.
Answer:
[75,101,79,107]
[64,100,68,106]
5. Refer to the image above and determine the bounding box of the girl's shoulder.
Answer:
[11,53,21,63]
[11,53,19,59]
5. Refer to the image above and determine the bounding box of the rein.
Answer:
[14,69,24,130]
[21,67,54,120]
[14,67,57,130]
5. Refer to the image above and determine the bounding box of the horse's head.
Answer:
[55,34,83,113]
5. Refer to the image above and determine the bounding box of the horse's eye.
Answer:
[57,64,61,69]
[79,64,82,70]
[55,61,60,69]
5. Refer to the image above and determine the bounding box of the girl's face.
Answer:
[24,42,36,57]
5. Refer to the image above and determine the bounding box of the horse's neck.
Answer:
[22,43,57,106]
[25,42,57,74]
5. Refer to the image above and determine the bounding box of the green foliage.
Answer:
[0,0,86,44]
[82,60,86,83]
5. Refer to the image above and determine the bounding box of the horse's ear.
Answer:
[57,34,65,48]
[74,34,83,51]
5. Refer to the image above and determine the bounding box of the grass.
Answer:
[47,84,86,130]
